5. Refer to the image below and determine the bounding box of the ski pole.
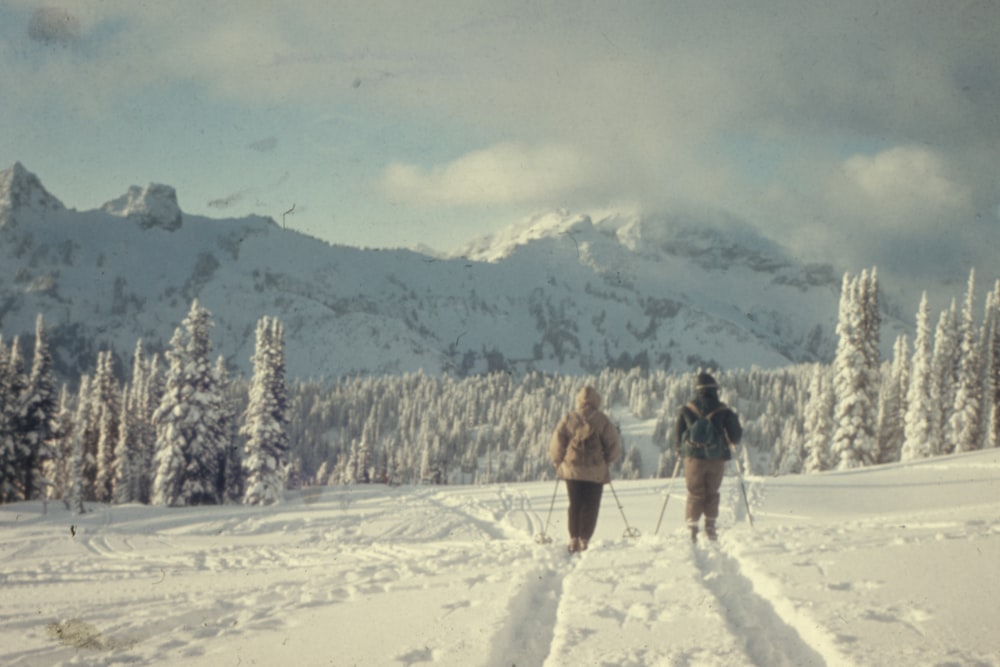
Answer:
[535,478,560,544]
[608,480,640,538]
[654,456,683,536]
[727,435,754,529]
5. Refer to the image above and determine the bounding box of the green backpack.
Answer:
[682,402,729,459]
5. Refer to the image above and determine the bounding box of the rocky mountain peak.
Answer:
[0,162,66,226]
[103,183,183,231]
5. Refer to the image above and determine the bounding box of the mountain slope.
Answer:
[0,163,903,382]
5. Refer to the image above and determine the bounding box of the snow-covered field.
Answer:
[3,448,999,667]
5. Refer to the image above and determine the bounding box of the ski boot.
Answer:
[705,520,718,541]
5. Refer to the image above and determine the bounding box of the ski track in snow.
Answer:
[693,541,835,667]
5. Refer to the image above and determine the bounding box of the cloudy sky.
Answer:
[2,1,999,288]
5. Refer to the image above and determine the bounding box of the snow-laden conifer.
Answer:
[831,271,880,469]
[5,338,31,502]
[152,301,228,506]
[620,445,643,480]
[876,335,909,463]
[774,418,804,475]
[0,337,18,503]
[241,316,290,505]
[802,364,836,473]
[112,389,138,504]
[314,460,330,486]
[985,281,1000,449]
[949,269,984,452]
[976,288,996,449]
[139,353,163,503]
[930,301,958,453]
[93,350,120,502]
[112,341,148,504]
[20,315,58,500]
[68,375,93,513]
[902,293,935,460]
[215,356,242,503]
[43,385,73,504]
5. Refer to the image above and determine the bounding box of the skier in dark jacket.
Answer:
[673,372,743,542]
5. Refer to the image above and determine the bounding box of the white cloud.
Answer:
[382,142,593,207]
[4,0,999,268]
[836,146,972,224]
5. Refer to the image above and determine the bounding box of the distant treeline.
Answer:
[2,268,998,510]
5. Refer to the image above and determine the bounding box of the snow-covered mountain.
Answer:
[0,162,907,382]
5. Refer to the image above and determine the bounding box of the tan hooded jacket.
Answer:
[549,386,622,484]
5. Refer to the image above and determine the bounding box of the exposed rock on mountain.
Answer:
[102,183,183,231]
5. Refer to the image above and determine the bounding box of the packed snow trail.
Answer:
[542,537,755,666]
[692,542,836,667]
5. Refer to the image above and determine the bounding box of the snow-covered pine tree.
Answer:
[656,450,675,477]
[358,430,374,483]
[460,439,478,484]
[93,350,121,503]
[774,418,804,475]
[152,300,228,506]
[977,287,997,450]
[214,356,242,503]
[419,434,441,484]
[4,338,31,502]
[0,337,18,503]
[241,316,290,505]
[112,386,139,504]
[343,439,360,484]
[930,300,958,454]
[831,271,879,469]
[43,385,73,504]
[651,412,670,453]
[803,364,834,473]
[876,335,909,463]
[314,460,330,486]
[985,281,1000,449]
[139,353,163,504]
[151,329,193,506]
[948,269,984,453]
[620,444,643,480]
[860,269,883,452]
[902,293,935,461]
[113,340,148,504]
[68,375,93,513]
[20,315,58,500]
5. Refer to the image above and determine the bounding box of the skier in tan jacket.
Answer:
[549,386,622,553]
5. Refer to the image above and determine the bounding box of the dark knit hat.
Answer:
[696,372,718,390]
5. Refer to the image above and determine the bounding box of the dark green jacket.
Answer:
[673,392,742,460]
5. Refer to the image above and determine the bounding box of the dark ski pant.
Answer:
[684,457,726,527]
[565,480,603,541]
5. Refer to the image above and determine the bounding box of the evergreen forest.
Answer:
[2,268,998,510]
